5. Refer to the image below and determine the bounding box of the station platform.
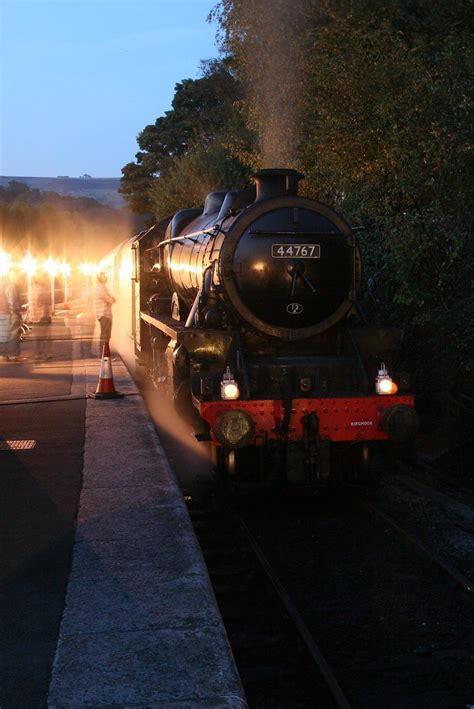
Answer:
[0,308,247,708]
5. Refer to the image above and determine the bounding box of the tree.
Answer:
[214,0,474,394]
[119,59,253,215]
[0,180,41,203]
[302,0,474,389]
[149,141,250,220]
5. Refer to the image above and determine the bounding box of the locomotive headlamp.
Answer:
[221,366,240,401]
[215,410,255,449]
[376,362,398,395]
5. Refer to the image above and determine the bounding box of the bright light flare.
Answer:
[377,377,394,394]
[44,258,59,276]
[168,257,204,275]
[21,254,38,276]
[0,250,11,276]
[119,259,134,280]
[79,262,99,276]
[222,382,240,400]
[59,262,71,276]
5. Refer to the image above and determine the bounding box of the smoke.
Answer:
[142,387,214,486]
[228,0,314,168]
[108,267,214,488]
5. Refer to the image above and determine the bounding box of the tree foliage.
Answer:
[214,0,474,395]
[119,59,254,216]
[149,141,250,220]
[306,0,474,393]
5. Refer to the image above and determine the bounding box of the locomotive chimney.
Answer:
[252,168,304,201]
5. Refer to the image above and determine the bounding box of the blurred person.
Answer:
[93,272,115,349]
[0,277,10,359]
[29,274,52,361]
[4,270,23,362]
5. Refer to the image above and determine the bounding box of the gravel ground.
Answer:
[244,490,474,708]
[372,467,474,580]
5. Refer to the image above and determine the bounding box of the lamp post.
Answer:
[59,262,71,305]
[79,262,98,303]
[44,259,58,315]
[20,253,37,311]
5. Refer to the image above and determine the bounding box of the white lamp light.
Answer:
[220,366,240,400]
[376,362,398,395]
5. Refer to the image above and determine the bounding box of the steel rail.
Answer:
[238,516,352,709]
[396,472,474,528]
[361,498,474,597]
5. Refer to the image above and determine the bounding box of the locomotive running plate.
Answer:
[271,244,320,258]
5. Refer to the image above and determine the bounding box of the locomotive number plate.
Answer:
[271,244,320,258]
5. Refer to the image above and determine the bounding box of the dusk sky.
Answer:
[0,0,218,178]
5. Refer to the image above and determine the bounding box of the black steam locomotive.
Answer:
[110,168,418,489]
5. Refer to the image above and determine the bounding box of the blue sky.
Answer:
[0,0,219,177]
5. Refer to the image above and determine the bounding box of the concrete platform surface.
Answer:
[0,307,246,707]
[48,347,247,707]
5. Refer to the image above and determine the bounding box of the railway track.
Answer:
[183,477,474,708]
[361,494,474,597]
[184,484,350,708]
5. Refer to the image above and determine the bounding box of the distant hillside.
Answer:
[0,175,124,208]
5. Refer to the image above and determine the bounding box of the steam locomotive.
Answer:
[105,168,418,489]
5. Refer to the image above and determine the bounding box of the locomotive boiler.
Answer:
[114,168,418,489]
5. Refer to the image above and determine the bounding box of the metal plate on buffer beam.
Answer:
[0,440,37,451]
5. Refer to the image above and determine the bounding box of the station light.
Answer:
[376,362,398,395]
[220,366,240,401]
[21,254,38,276]
[44,258,59,276]
[59,262,72,303]
[59,262,71,276]
[79,262,99,276]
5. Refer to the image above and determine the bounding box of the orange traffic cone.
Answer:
[91,342,124,399]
